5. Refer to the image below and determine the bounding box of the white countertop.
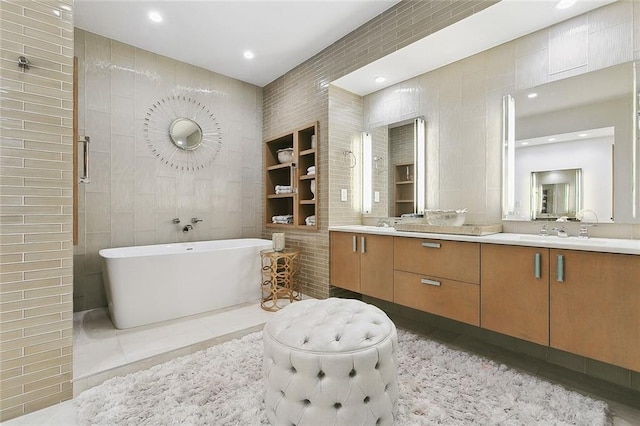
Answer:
[328,225,640,255]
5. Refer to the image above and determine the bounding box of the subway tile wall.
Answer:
[73,29,263,311]
[0,1,74,421]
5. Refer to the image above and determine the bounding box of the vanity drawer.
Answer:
[394,237,480,284]
[394,270,479,326]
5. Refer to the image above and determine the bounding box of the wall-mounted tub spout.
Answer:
[182,224,193,232]
[191,217,203,224]
[172,218,181,224]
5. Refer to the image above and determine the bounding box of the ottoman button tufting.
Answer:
[263,298,398,426]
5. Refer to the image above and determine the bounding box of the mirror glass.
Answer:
[367,117,425,218]
[169,117,203,151]
[503,61,637,223]
[530,168,582,220]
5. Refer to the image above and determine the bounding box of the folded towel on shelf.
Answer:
[275,185,293,194]
[272,215,293,224]
[306,166,316,175]
[305,215,316,226]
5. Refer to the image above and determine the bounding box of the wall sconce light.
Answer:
[502,95,516,217]
[362,132,372,214]
[414,118,426,214]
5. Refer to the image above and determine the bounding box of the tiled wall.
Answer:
[73,29,263,311]
[0,1,74,421]
[263,0,496,299]
[327,85,363,227]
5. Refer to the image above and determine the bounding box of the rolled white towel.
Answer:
[306,166,315,175]
[305,215,316,225]
[275,184,293,194]
[272,214,293,224]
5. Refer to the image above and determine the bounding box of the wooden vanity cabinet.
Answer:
[481,244,549,345]
[393,238,480,326]
[550,249,640,372]
[329,232,394,301]
[394,238,480,284]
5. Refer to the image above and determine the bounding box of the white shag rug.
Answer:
[76,330,610,425]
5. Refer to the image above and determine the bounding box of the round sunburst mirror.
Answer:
[144,95,222,171]
[169,118,203,151]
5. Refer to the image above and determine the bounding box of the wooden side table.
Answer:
[260,248,301,311]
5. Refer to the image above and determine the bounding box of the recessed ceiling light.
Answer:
[53,9,61,17]
[548,137,557,142]
[527,93,538,98]
[148,11,163,23]
[243,50,255,60]
[374,76,386,84]
[555,0,577,10]
[60,5,71,11]
[578,133,588,137]
[521,142,529,145]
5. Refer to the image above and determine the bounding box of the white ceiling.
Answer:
[74,0,617,91]
[73,0,400,87]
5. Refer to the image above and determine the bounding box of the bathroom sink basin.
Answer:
[357,225,396,233]
[516,235,608,245]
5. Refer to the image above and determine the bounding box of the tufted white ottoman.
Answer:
[263,298,398,426]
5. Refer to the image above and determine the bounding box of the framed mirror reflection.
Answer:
[502,61,639,223]
[366,117,426,218]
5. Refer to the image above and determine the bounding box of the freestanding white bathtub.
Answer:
[99,238,272,329]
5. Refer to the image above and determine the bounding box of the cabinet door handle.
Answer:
[534,252,541,279]
[352,235,357,253]
[421,278,441,287]
[421,242,441,249]
[556,254,564,283]
[361,236,366,254]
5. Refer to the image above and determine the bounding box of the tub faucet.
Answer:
[191,217,203,224]
[182,224,193,233]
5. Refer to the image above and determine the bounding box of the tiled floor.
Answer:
[6,300,640,425]
[72,301,276,394]
[5,300,276,426]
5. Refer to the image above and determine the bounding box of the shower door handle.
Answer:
[79,136,90,183]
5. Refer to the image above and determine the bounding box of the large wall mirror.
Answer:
[502,61,640,223]
[366,117,426,218]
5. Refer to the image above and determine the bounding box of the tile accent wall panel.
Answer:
[0,1,74,421]
[73,29,263,311]
[327,85,363,227]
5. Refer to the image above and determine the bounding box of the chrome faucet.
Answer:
[552,226,568,238]
[172,218,181,224]
[191,217,203,224]
[538,224,548,237]
[578,224,596,239]
[182,224,193,232]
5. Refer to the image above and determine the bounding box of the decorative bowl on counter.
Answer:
[425,209,467,226]
[277,148,294,164]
